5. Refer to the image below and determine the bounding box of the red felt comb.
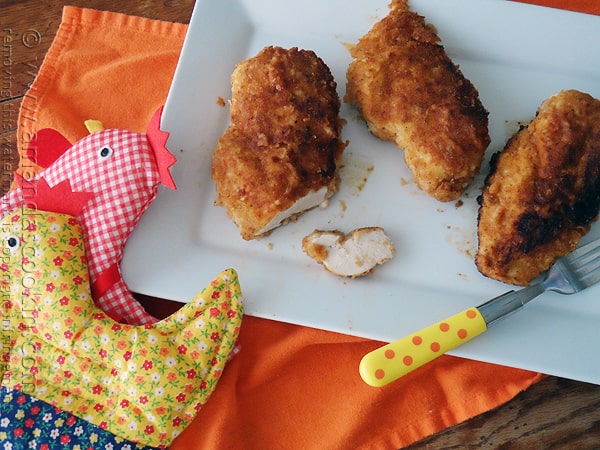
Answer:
[146,106,177,190]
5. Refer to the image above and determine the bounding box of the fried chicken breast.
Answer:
[212,46,347,240]
[345,0,490,202]
[476,90,600,285]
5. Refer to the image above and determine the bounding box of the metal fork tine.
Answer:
[578,253,600,277]
[582,270,600,287]
[573,245,600,269]
[568,239,600,267]
[566,239,600,288]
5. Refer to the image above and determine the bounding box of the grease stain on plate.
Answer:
[339,152,375,196]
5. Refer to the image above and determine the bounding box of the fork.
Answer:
[359,238,600,387]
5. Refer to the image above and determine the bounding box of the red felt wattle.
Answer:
[16,174,94,216]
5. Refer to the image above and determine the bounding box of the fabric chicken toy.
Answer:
[3,107,180,325]
[0,108,243,448]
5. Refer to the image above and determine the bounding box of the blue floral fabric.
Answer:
[0,387,157,450]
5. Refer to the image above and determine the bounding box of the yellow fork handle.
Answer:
[359,308,487,387]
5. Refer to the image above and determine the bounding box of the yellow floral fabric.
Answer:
[0,208,243,447]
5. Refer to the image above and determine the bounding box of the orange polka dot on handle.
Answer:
[359,308,487,387]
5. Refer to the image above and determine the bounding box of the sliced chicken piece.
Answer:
[302,227,395,278]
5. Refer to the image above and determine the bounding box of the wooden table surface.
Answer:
[2,1,599,448]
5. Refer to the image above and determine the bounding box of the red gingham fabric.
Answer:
[1,128,161,324]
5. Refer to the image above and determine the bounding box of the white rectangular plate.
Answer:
[123,0,600,384]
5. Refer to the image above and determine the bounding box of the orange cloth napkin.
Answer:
[16,2,596,448]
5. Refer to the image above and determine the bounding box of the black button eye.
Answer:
[7,236,19,250]
[98,146,113,159]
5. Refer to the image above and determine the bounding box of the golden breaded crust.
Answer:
[345,2,490,202]
[476,90,600,285]
[230,46,342,148]
[212,47,346,240]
